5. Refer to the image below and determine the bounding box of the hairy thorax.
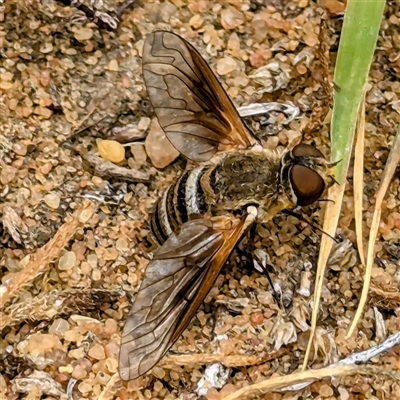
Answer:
[200,147,294,217]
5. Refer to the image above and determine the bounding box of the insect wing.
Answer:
[142,30,256,162]
[119,217,247,381]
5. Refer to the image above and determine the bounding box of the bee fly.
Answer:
[119,30,336,381]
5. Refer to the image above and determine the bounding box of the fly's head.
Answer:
[280,143,337,207]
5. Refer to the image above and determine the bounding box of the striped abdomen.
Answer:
[150,150,283,245]
[150,167,209,245]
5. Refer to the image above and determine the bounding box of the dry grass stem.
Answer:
[159,351,284,368]
[347,126,400,337]
[0,200,97,308]
[221,365,387,400]
[354,94,366,266]
[302,183,346,369]
[98,351,286,400]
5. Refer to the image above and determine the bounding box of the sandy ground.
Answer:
[1,1,400,399]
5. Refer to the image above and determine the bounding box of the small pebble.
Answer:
[58,251,77,271]
[216,57,237,75]
[49,319,70,336]
[320,384,334,397]
[105,342,119,358]
[116,237,129,252]
[74,27,94,42]
[88,344,106,360]
[130,143,147,167]
[250,312,264,326]
[145,118,179,168]
[78,382,92,394]
[221,7,245,30]
[96,371,111,385]
[72,364,87,380]
[39,43,53,53]
[97,140,125,163]
[1,165,16,184]
[44,193,60,209]
[108,59,119,71]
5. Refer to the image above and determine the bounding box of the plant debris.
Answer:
[1,1,400,399]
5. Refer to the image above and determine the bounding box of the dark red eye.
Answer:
[291,143,324,158]
[290,165,325,206]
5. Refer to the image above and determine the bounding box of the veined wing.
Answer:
[119,210,257,381]
[142,30,257,162]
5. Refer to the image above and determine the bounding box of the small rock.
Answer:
[367,87,386,104]
[145,118,179,168]
[44,193,60,209]
[216,57,237,75]
[49,319,70,336]
[105,342,119,358]
[96,371,110,385]
[88,344,106,360]
[221,7,245,30]
[138,117,151,131]
[13,142,27,156]
[104,319,118,335]
[72,364,87,380]
[58,251,77,271]
[154,381,163,392]
[78,382,92,394]
[152,366,166,380]
[159,1,177,23]
[130,143,147,167]
[97,140,125,163]
[338,386,350,400]
[0,165,16,184]
[189,14,204,29]
[324,0,346,14]
[108,59,119,71]
[250,312,264,326]
[116,237,129,252]
[320,384,334,397]
[26,334,61,355]
[0,81,13,90]
[68,347,85,359]
[84,56,98,65]
[105,357,118,373]
[39,43,53,53]
[38,107,52,119]
[74,27,94,42]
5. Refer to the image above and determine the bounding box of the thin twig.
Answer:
[159,350,285,368]
[83,152,152,182]
[0,200,97,308]
[0,288,126,332]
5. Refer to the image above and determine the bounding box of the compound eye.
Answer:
[291,143,324,158]
[290,165,325,206]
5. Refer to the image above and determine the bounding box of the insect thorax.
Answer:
[150,149,288,245]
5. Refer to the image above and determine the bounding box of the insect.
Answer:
[119,30,335,381]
